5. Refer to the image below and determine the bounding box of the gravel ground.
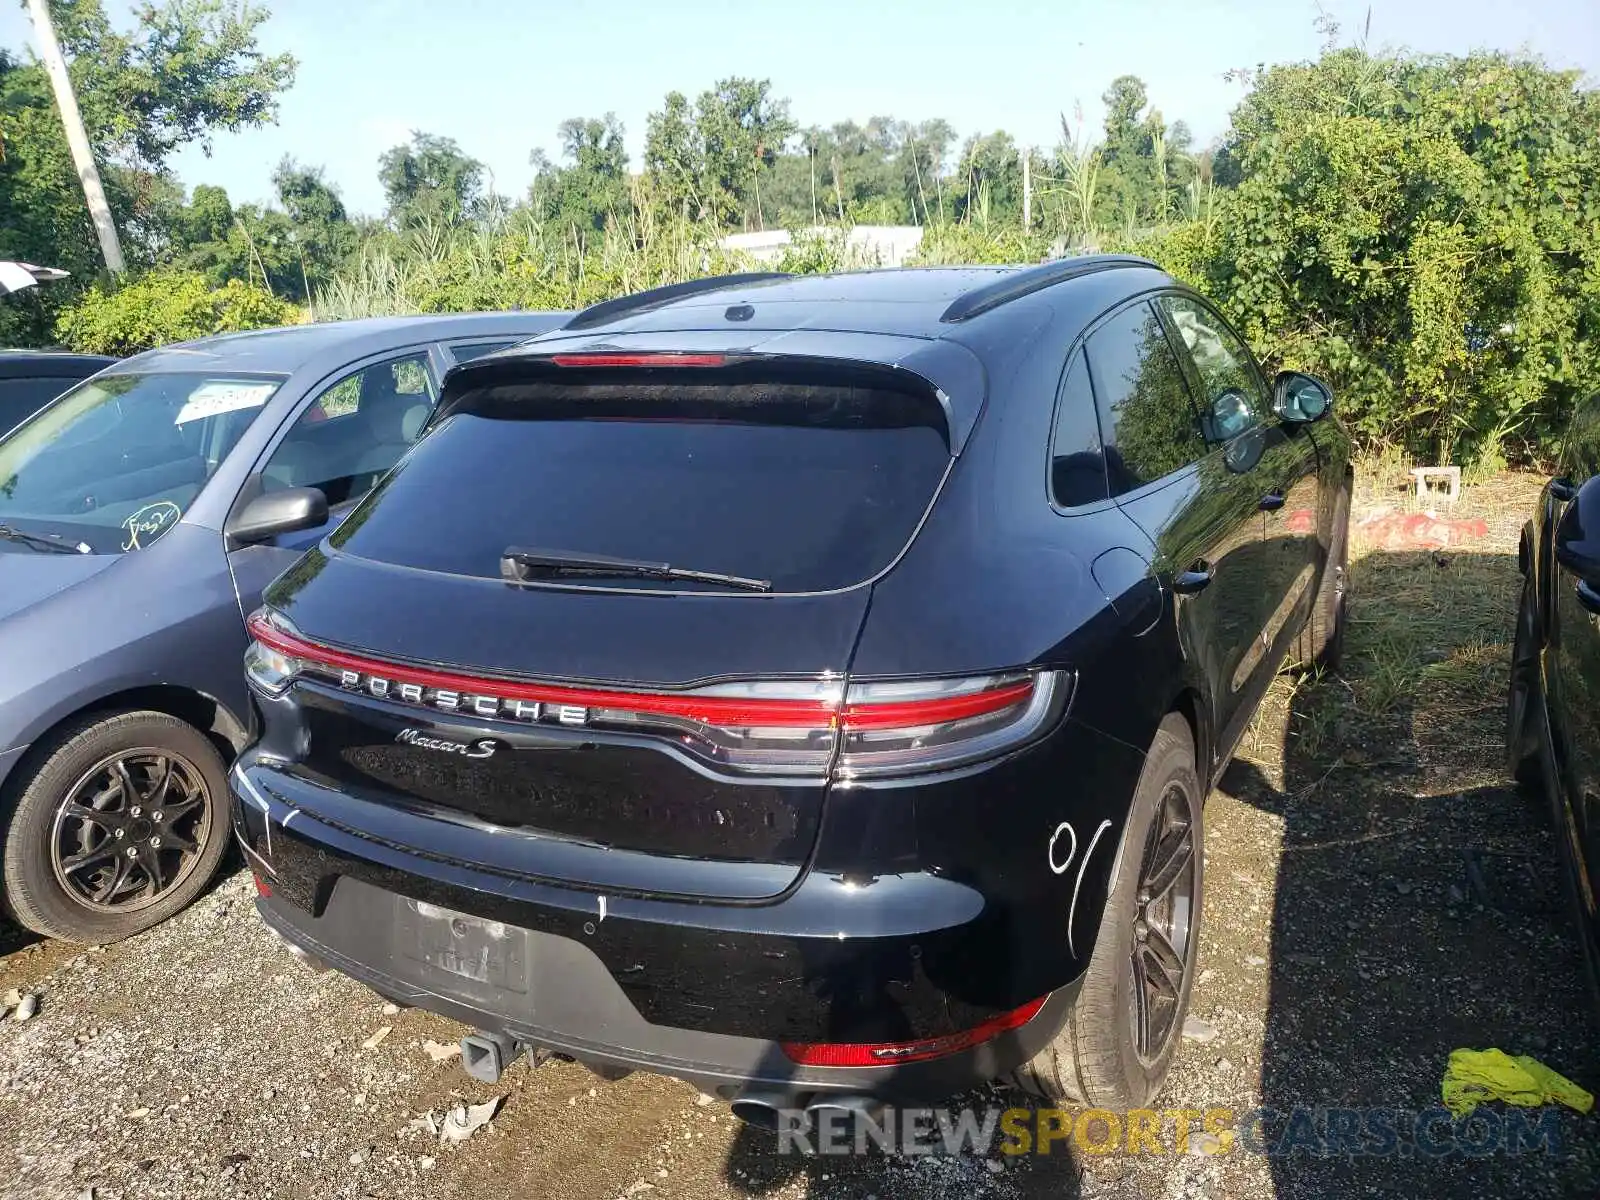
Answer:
[1,470,1596,1199]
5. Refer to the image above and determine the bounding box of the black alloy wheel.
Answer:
[51,749,211,911]
[1129,780,1199,1064]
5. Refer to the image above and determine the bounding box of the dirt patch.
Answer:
[1,469,1596,1199]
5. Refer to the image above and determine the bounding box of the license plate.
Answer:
[397,899,530,993]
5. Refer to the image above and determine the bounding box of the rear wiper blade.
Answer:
[0,524,90,555]
[501,547,772,592]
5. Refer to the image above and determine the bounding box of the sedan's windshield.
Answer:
[0,372,284,555]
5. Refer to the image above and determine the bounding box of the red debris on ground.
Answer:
[1355,507,1489,550]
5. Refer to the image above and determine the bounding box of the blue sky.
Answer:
[3,0,1597,217]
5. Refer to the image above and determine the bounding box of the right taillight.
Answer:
[834,671,1069,778]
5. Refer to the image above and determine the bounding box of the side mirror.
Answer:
[1207,389,1255,442]
[226,486,328,545]
[1272,371,1332,424]
[1203,389,1266,473]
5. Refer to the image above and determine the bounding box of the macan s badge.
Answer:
[394,728,502,758]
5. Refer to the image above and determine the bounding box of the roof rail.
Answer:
[563,272,793,332]
[940,255,1159,324]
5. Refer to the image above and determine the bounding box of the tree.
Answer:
[274,157,347,230]
[46,0,294,170]
[697,77,794,228]
[953,131,1024,228]
[898,118,954,225]
[528,113,629,233]
[0,0,296,341]
[642,90,700,216]
[765,119,904,226]
[272,156,354,288]
[643,78,796,227]
[1093,74,1193,229]
[161,161,351,304]
[378,131,485,227]
[1101,75,1150,168]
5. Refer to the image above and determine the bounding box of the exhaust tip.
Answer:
[729,1095,788,1130]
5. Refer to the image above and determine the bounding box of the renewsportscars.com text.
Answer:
[775,1104,1567,1159]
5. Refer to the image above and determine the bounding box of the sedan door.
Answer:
[224,346,442,615]
[1087,298,1272,761]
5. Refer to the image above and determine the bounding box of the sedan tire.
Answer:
[2,711,230,944]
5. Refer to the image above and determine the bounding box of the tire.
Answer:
[1294,487,1350,672]
[2,710,230,944]
[1011,713,1204,1107]
[1507,571,1544,788]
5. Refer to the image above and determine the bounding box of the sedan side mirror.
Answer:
[226,486,329,546]
[1273,372,1332,424]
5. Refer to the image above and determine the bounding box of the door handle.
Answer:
[1578,580,1600,616]
[1173,562,1214,595]
[1259,490,1286,512]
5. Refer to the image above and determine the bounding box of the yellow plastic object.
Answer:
[1441,1048,1594,1118]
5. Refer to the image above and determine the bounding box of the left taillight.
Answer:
[244,610,302,697]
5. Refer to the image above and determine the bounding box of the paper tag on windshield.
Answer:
[175,382,274,425]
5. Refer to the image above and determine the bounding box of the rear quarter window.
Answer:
[1049,349,1107,508]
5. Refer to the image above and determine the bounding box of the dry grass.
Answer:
[1248,461,1544,792]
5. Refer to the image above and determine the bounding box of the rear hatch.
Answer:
[254,350,959,899]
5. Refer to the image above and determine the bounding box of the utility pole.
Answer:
[25,0,125,275]
[1022,146,1032,230]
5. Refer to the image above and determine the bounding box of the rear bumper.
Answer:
[232,760,1082,1103]
[256,886,1073,1103]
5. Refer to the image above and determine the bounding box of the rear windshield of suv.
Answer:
[330,375,952,593]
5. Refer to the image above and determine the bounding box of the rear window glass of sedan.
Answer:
[0,372,283,554]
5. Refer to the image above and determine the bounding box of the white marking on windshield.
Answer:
[174,382,275,425]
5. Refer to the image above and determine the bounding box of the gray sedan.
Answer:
[0,312,567,943]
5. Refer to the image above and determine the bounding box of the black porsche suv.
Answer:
[233,259,1351,1121]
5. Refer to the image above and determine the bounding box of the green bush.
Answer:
[54,271,300,356]
[909,221,1051,266]
[1200,50,1600,466]
[313,206,759,321]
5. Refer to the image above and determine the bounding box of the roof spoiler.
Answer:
[940,255,1159,323]
[563,272,792,333]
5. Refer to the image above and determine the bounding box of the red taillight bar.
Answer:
[549,352,728,368]
[781,997,1048,1067]
[247,614,834,727]
[245,614,1037,733]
